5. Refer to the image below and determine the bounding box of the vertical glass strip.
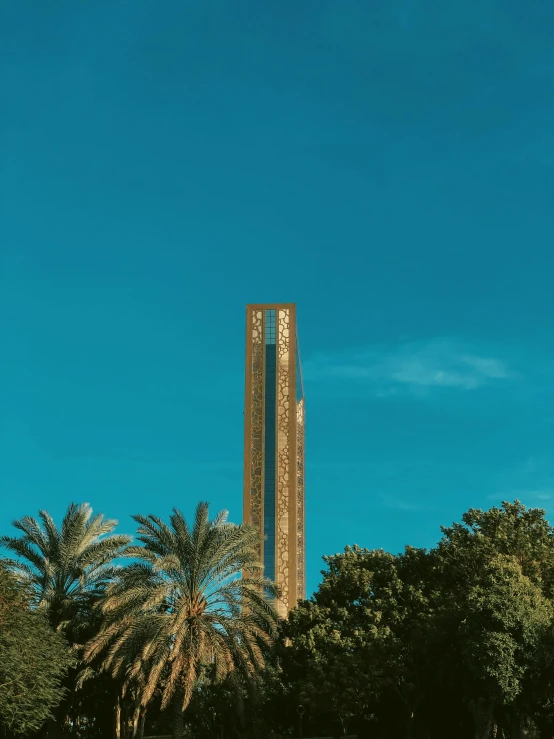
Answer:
[263,310,277,582]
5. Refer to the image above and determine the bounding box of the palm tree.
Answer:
[85,502,279,738]
[0,503,132,739]
[0,502,131,632]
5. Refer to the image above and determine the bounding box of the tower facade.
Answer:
[243,304,305,617]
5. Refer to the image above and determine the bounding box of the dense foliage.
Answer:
[0,564,72,735]
[3,500,554,739]
[0,503,131,739]
[265,501,554,738]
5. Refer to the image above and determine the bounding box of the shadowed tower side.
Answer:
[243,304,305,617]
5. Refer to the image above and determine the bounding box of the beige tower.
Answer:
[243,304,305,617]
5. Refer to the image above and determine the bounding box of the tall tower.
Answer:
[243,304,305,617]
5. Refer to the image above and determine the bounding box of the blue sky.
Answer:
[1,0,553,596]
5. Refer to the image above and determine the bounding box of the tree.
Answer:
[270,502,554,739]
[145,664,265,739]
[273,545,444,738]
[0,563,72,735]
[438,501,554,601]
[436,501,554,738]
[0,503,131,739]
[0,502,131,632]
[86,503,279,739]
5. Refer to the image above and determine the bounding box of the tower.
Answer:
[243,304,305,616]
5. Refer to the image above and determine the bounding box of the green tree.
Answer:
[0,503,131,739]
[438,501,554,600]
[0,502,131,632]
[270,502,554,739]
[86,503,279,739]
[273,545,444,738]
[0,563,72,735]
[437,554,551,738]
[437,501,554,738]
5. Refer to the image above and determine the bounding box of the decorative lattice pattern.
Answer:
[296,397,305,600]
[250,310,264,552]
[276,309,290,612]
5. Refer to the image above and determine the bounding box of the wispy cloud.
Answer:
[379,493,421,511]
[488,489,554,504]
[304,338,514,397]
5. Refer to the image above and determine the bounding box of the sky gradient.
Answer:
[1,0,553,596]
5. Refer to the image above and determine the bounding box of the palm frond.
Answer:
[0,536,47,575]
[4,503,131,632]
[86,501,278,715]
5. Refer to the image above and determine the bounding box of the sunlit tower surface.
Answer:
[243,304,305,617]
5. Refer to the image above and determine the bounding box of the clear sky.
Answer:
[1,0,553,596]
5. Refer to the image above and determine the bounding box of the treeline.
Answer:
[2,501,554,739]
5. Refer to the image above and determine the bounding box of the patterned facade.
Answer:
[243,304,305,617]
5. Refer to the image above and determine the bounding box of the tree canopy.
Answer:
[0,502,131,633]
[265,502,554,739]
[3,499,554,739]
[0,564,72,735]
[86,503,278,738]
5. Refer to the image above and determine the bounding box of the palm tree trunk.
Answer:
[121,695,129,739]
[114,694,121,739]
[132,703,140,738]
[172,707,185,739]
[138,710,147,739]
[131,704,147,739]
[172,688,185,739]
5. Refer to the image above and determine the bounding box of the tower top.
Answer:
[246,302,296,310]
